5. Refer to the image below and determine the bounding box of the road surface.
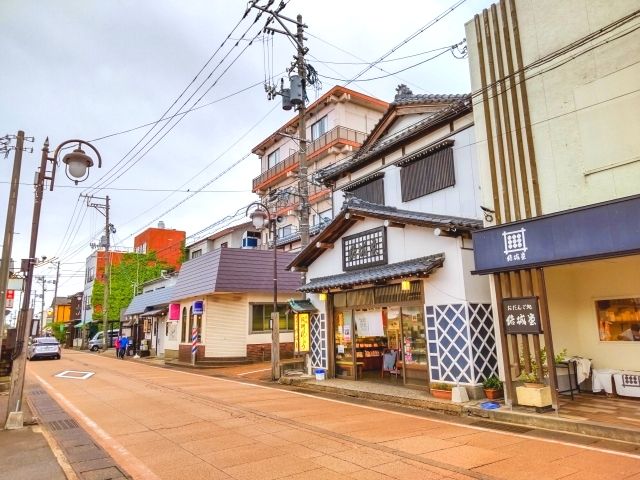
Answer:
[27,350,640,480]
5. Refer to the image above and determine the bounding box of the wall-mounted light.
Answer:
[319,292,327,301]
[401,280,411,292]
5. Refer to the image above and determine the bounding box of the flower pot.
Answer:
[483,388,503,400]
[523,382,545,389]
[430,389,452,400]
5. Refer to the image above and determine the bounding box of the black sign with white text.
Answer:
[502,296,542,335]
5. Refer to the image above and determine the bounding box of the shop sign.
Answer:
[5,290,14,309]
[168,303,180,321]
[354,310,384,336]
[294,313,310,353]
[342,226,387,271]
[343,324,351,342]
[193,300,204,315]
[473,194,640,274]
[502,296,542,334]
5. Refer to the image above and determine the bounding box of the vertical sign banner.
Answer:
[168,303,180,321]
[502,296,542,334]
[294,313,310,353]
[5,290,15,309]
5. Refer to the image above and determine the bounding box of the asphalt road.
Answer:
[27,351,640,480]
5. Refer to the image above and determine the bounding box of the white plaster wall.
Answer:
[245,292,297,345]
[545,255,640,371]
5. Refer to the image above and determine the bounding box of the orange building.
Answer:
[133,222,186,270]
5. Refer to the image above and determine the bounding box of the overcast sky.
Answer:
[1,0,493,316]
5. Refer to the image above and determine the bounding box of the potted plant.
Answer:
[482,375,503,399]
[518,370,545,389]
[430,382,453,400]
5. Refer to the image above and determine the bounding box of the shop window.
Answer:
[250,303,292,332]
[400,146,454,202]
[595,297,640,341]
[267,148,280,168]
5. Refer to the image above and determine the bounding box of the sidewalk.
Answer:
[0,391,67,480]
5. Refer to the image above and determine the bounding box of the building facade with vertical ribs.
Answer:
[466,0,640,410]
[251,86,388,252]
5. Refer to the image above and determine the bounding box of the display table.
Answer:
[592,368,617,394]
[592,369,640,397]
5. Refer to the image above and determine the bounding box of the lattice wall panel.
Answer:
[310,313,327,369]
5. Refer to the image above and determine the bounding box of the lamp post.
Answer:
[246,202,280,381]
[5,138,101,429]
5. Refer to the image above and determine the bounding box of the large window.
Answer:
[311,115,328,141]
[277,225,293,239]
[399,145,455,202]
[181,307,187,342]
[267,148,280,168]
[596,297,640,342]
[251,303,293,332]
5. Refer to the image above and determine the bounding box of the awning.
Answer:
[139,307,167,318]
[121,317,135,327]
[74,318,93,328]
[288,299,318,313]
[300,253,444,292]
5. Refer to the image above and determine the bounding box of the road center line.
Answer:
[33,373,161,480]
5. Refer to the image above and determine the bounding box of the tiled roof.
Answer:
[317,96,471,182]
[275,221,328,247]
[299,254,445,292]
[393,93,469,106]
[124,286,175,316]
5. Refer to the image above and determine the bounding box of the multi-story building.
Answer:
[251,86,388,251]
[80,249,126,330]
[185,221,260,259]
[133,221,186,269]
[466,0,640,410]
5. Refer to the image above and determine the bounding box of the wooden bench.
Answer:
[336,361,364,377]
[279,357,306,376]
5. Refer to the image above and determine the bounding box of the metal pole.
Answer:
[271,219,280,380]
[102,195,110,350]
[5,138,50,429]
[0,131,25,361]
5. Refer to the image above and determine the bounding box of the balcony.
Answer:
[253,126,366,193]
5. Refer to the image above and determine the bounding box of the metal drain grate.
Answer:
[47,419,80,431]
[472,419,533,434]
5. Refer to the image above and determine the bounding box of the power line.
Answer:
[0,182,251,193]
[311,44,457,65]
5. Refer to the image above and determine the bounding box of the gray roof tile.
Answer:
[124,286,175,316]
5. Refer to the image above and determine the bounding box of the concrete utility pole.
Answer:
[0,131,29,361]
[82,195,112,350]
[295,14,310,251]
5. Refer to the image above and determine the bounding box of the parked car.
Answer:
[88,329,120,351]
[27,337,61,360]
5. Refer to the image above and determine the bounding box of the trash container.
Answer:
[315,368,326,381]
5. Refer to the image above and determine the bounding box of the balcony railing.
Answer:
[253,126,366,192]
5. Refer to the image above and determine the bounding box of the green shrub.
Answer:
[430,382,453,391]
[482,375,503,389]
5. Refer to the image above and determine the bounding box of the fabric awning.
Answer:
[300,253,444,292]
[139,308,167,318]
[73,318,93,328]
[288,299,318,313]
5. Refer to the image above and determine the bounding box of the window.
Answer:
[134,242,147,254]
[191,249,202,259]
[220,242,228,248]
[399,144,455,202]
[181,307,187,342]
[595,297,640,342]
[311,115,328,141]
[316,209,333,226]
[277,225,293,239]
[250,304,293,332]
[85,266,95,283]
[84,295,92,310]
[267,149,280,168]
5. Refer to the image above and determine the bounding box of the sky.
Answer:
[0,0,493,319]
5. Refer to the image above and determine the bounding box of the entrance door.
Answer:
[157,318,166,357]
[401,306,429,387]
[334,310,356,379]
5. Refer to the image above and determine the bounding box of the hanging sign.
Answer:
[193,300,204,315]
[294,313,310,353]
[168,303,180,321]
[5,290,14,309]
[502,296,542,334]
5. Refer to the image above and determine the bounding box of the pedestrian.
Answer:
[114,336,121,357]
[119,335,129,359]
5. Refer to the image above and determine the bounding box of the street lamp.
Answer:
[5,138,101,429]
[246,202,280,381]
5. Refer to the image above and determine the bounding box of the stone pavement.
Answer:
[23,350,640,480]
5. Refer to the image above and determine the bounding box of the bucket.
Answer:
[315,368,326,381]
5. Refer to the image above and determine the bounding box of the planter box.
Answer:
[483,388,503,400]
[516,385,552,407]
[430,389,452,400]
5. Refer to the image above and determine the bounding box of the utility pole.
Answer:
[52,260,60,323]
[82,195,112,350]
[295,14,310,251]
[0,131,32,361]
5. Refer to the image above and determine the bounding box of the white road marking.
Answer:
[54,370,95,380]
[33,373,161,480]
[70,351,640,460]
[237,368,271,376]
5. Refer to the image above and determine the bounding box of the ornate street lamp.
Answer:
[5,138,101,429]
[246,202,280,381]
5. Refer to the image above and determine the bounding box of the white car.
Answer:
[27,337,61,360]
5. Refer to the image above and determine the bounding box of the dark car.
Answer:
[27,337,61,360]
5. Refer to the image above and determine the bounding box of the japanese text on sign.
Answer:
[502,296,542,334]
[295,313,310,353]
